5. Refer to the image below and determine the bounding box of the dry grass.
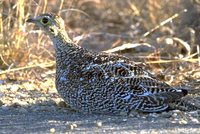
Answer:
[0,0,200,86]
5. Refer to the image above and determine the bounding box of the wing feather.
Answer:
[82,60,187,112]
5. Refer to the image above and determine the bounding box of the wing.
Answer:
[81,60,187,112]
[123,77,187,112]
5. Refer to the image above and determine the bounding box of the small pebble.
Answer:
[171,120,177,124]
[68,123,77,130]
[10,85,19,92]
[149,113,159,118]
[178,119,188,125]
[96,121,102,127]
[173,110,181,113]
[69,124,74,130]
[122,118,127,121]
[140,130,148,134]
[150,130,159,134]
[16,92,28,99]
[72,123,77,128]
[190,118,200,124]
[49,128,55,133]
[48,120,57,123]
[172,113,178,118]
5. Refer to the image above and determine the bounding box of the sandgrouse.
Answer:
[27,13,196,115]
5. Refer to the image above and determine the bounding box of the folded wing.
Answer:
[82,59,187,112]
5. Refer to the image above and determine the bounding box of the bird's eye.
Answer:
[41,17,49,25]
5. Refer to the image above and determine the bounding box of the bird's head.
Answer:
[26,13,65,37]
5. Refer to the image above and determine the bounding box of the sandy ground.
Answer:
[0,107,200,134]
[0,78,200,134]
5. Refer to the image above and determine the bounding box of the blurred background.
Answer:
[0,0,200,87]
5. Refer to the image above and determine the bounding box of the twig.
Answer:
[142,58,200,64]
[87,32,130,39]
[60,8,90,18]
[104,43,153,53]
[197,45,200,65]
[142,9,188,37]
[0,61,55,75]
[0,54,9,66]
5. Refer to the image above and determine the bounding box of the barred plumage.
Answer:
[27,13,197,115]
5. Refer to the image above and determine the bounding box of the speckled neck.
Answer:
[49,29,89,69]
[50,30,78,53]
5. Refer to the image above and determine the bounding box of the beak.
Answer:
[26,18,36,23]
[26,18,39,30]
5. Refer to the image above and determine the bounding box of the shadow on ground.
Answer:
[0,100,200,134]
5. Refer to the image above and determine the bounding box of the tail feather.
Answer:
[168,100,199,111]
[153,89,187,104]
[137,88,198,112]
[171,88,199,111]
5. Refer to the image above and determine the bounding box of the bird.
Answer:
[26,13,197,115]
